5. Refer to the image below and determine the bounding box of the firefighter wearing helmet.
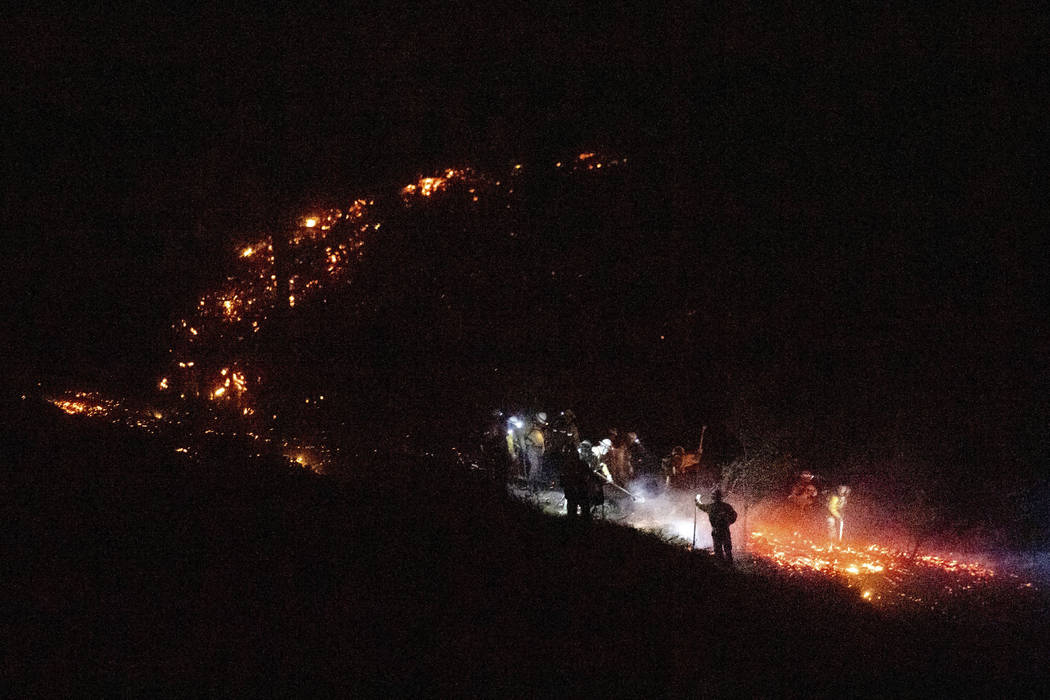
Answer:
[827,485,851,545]
[524,413,548,489]
[559,439,593,519]
[695,488,738,564]
[787,470,819,534]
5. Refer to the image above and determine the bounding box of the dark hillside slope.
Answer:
[3,397,1047,696]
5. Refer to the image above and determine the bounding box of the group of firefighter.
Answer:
[481,409,642,517]
[788,470,852,545]
[479,410,851,562]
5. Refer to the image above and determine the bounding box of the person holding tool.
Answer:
[827,485,850,547]
[695,488,737,564]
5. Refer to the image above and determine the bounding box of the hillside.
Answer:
[4,397,1047,696]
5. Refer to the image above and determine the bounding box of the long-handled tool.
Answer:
[604,476,644,502]
[589,467,643,502]
[692,499,698,550]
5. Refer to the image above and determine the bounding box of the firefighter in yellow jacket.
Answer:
[827,485,850,544]
[524,413,547,489]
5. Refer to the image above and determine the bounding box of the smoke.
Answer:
[621,479,713,550]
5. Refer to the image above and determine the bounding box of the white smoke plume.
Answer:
[620,478,714,551]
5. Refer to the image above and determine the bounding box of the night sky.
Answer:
[2,5,1046,491]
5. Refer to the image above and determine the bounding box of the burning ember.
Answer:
[741,522,1038,614]
[156,158,605,417]
[748,528,994,582]
[51,392,117,418]
[605,490,1037,615]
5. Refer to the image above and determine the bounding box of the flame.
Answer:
[745,521,1000,609]
[158,159,611,425]
[401,169,468,199]
[53,399,109,416]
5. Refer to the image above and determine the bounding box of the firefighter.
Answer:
[554,410,580,445]
[662,446,686,487]
[480,410,514,482]
[605,429,634,484]
[578,440,611,515]
[524,412,548,489]
[505,415,528,481]
[559,442,593,519]
[695,488,738,564]
[787,470,819,534]
[578,440,613,483]
[546,411,579,466]
[827,485,850,544]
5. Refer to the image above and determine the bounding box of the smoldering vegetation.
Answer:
[4,396,1050,697]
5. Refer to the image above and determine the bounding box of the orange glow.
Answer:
[48,393,116,417]
[402,169,468,199]
[745,520,999,609]
[347,199,368,218]
[417,177,443,196]
[158,158,625,425]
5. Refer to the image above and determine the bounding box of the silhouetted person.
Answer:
[787,470,819,535]
[578,441,610,517]
[480,411,514,482]
[545,410,579,476]
[559,445,593,519]
[696,489,737,564]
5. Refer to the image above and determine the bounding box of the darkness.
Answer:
[6,397,1048,695]
[2,5,1047,528]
